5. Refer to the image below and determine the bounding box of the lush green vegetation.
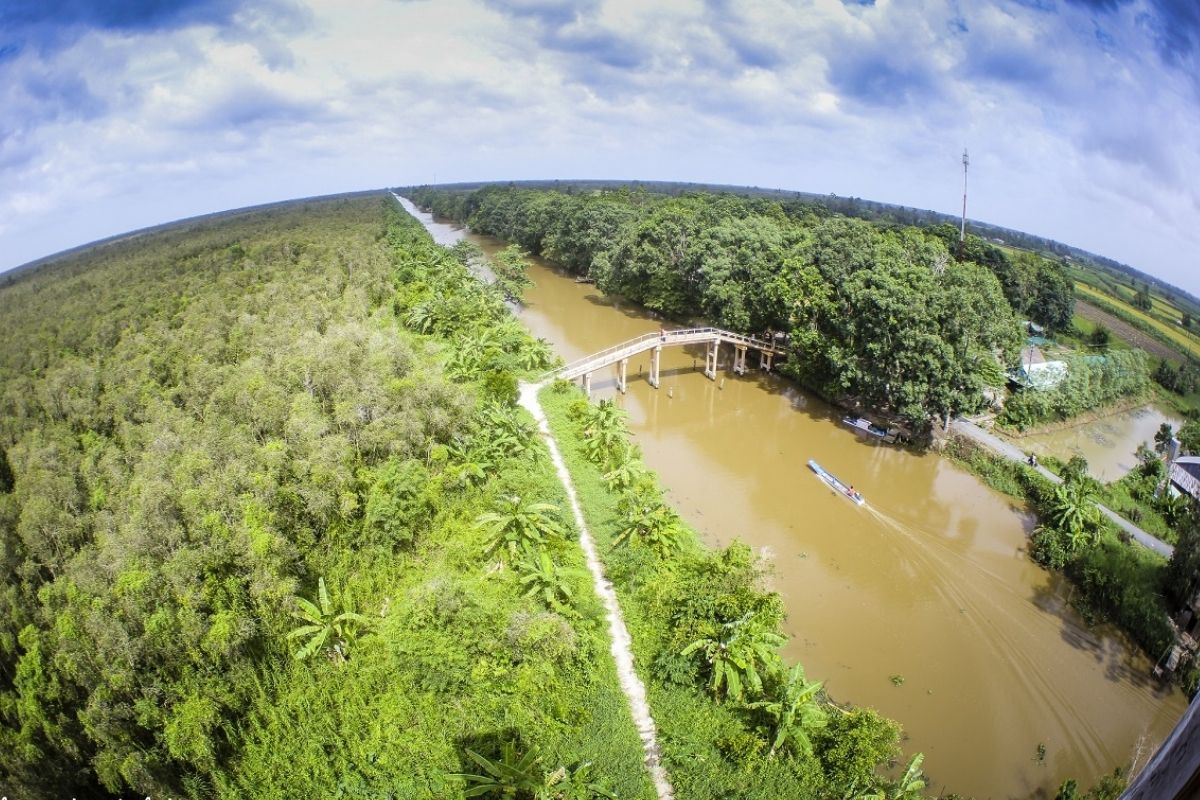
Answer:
[0,191,964,799]
[997,351,1150,428]
[1075,282,1200,361]
[538,386,934,799]
[0,196,658,797]
[411,185,1079,431]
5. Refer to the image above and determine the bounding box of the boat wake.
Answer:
[859,502,1160,769]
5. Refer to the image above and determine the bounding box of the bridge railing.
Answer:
[545,326,784,381]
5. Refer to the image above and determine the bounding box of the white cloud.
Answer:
[0,0,1197,294]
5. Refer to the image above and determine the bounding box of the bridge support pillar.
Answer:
[704,340,719,380]
[617,358,628,394]
[582,371,592,398]
[733,345,748,375]
[760,350,774,371]
[649,346,661,388]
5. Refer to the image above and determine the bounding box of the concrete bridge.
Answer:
[549,327,785,396]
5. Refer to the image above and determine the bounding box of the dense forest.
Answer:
[407,185,1079,429]
[0,196,650,797]
[0,193,953,798]
[410,179,1195,314]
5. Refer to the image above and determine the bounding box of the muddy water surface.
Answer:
[1018,405,1182,482]
[402,199,1186,799]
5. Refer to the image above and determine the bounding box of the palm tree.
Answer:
[446,444,492,489]
[1155,422,1175,454]
[287,577,371,664]
[451,744,616,800]
[477,404,539,463]
[1159,490,1192,528]
[747,663,827,757]
[516,337,556,372]
[681,611,785,701]
[476,495,566,560]
[518,549,579,613]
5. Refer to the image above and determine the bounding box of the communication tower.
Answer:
[959,148,969,242]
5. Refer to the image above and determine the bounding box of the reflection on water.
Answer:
[400,198,1186,799]
[1019,406,1183,482]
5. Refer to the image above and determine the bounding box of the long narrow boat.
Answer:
[841,415,894,441]
[807,459,865,506]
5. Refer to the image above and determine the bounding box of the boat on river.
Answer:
[807,459,865,505]
[841,415,895,441]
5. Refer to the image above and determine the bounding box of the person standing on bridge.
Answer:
[659,326,666,341]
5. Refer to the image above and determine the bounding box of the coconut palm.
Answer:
[477,404,539,463]
[747,663,827,757]
[287,577,371,664]
[452,744,616,800]
[1159,490,1192,528]
[476,495,566,560]
[681,611,785,701]
[516,337,556,372]
[1155,422,1175,454]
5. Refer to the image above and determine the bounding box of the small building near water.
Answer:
[1010,346,1068,391]
[1169,455,1200,503]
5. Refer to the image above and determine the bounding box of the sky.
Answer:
[1,0,1198,295]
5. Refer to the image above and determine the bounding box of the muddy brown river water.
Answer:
[400,198,1186,799]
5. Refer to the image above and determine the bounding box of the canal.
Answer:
[400,197,1186,799]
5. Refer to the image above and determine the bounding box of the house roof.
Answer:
[1012,359,1068,391]
[1170,458,1200,500]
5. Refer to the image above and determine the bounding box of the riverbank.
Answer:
[992,394,1157,439]
[537,383,919,798]
[943,434,1181,681]
[401,194,1188,798]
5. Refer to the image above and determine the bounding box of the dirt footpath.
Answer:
[1075,299,1184,362]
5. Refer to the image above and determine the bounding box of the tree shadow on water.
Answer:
[1030,579,1177,695]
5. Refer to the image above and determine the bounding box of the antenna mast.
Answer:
[959,148,969,242]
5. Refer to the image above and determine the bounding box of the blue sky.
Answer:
[1,0,1198,295]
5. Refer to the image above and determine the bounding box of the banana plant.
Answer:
[681,610,785,702]
[518,549,580,614]
[747,663,827,757]
[476,495,566,560]
[287,577,371,664]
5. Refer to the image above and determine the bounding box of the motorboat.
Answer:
[807,459,865,506]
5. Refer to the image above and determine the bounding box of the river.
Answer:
[399,197,1186,799]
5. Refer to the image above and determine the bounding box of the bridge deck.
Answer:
[552,327,783,381]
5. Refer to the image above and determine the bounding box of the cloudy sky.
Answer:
[2,0,1198,293]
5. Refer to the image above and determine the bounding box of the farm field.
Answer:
[1074,281,1200,360]
[1075,298,1186,362]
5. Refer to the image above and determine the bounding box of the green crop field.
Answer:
[1074,282,1200,359]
